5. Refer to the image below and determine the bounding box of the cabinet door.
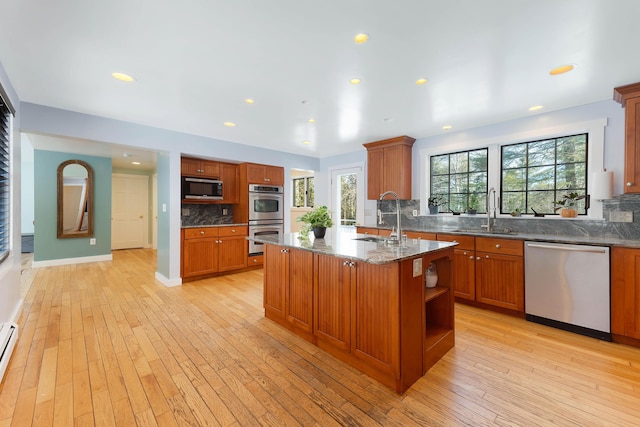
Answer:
[247,163,267,184]
[624,97,640,193]
[366,148,385,200]
[453,249,475,300]
[314,254,353,351]
[383,144,411,199]
[199,160,220,178]
[264,245,287,320]
[286,249,314,333]
[218,235,247,272]
[181,158,202,176]
[266,166,284,186]
[611,247,640,338]
[221,163,239,203]
[352,261,400,376]
[475,252,524,312]
[182,238,219,277]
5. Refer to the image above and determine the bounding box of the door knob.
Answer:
[627,182,633,187]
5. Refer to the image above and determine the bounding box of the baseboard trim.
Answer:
[155,271,182,287]
[31,254,113,268]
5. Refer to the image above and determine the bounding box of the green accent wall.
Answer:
[34,150,112,261]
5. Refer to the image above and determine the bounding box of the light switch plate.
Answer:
[413,258,423,277]
[413,209,418,217]
[610,211,633,223]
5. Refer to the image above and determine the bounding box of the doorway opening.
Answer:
[330,165,364,230]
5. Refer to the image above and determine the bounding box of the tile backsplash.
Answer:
[181,203,234,226]
[378,194,640,241]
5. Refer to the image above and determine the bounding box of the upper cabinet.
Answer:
[614,82,640,193]
[246,163,284,186]
[363,135,415,200]
[181,157,220,178]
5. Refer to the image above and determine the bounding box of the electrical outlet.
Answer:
[162,203,167,212]
[609,211,634,223]
[223,208,228,215]
[90,238,96,245]
[412,209,418,217]
[182,208,190,216]
[413,258,423,277]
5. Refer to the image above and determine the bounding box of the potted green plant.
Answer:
[554,192,585,218]
[428,195,446,214]
[467,193,479,215]
[297,205,334,238]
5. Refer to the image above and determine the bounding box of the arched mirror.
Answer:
[57,160,94,239]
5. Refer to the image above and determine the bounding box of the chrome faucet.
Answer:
[482,187,497,232]
[379,190,402,244]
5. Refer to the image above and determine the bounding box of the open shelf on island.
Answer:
[425,286,449,302]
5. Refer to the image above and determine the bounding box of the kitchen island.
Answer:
[250,229,457,393]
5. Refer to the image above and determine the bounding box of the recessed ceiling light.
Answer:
[223,122,236,127]
[111,72,135,82]
[442,125,452,131]
[350,78,361,85]
[416,78,428,85]
[383,117,393,122]
[529,105,544,111]
[549,64,575,75]
[308,118,315,123]
[131,161,141,165]
[245,98,255,104]
[302,140,311,145]
[354,33,369,44]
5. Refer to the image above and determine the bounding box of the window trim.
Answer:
[420,118,607,219]
[292,175,314,208]
[0,94,12,264]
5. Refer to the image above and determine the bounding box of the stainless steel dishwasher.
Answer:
[524,241,611,341]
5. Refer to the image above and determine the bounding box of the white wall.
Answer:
[20,133,34,234]
[0,62,22,324]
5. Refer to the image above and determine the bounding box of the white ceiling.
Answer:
[2,0,640,165]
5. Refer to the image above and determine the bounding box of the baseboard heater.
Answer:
[0,322,18,383]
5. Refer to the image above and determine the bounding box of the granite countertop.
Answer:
[400,226,640,248]
[182,223,248,229]
[247,230,456,264]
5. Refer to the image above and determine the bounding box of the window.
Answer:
[293,176,314,207]
[430,148,488,213]
[0,94,12,264]
[501,133,588,215]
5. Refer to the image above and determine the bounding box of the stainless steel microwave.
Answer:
[182,176,223,200]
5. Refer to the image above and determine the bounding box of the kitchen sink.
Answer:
[353,236,389,243]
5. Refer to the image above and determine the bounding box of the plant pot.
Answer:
[560,208,578,218]
[312,227,327,238]
[428,205,439,215]
[467,209,477,215]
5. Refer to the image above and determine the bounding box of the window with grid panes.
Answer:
[430,148,488,213]
[501,133,588,215]
[0,95,11,264]
[293,177,314,207]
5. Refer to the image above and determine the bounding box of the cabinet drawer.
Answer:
[184,227,218,239]
[405,231,437,240]
[476,237,523,256]
[437,234,475,251]
[219,226,248,237]
[356,227,379,235]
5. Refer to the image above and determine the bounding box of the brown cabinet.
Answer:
[612,247,640,340]
[181,157,221,178]
[405,231,438,241]
[246,163,284,186]
[363,136,415,200]
[181,226,247,278]
[437,234,524,312]
[263,245,314,338]
[220,163,239,204]
[314,254,354,352]
[614,82,640,193]
[355,226,380,235]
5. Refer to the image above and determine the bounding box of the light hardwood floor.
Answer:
[2,248,640,426]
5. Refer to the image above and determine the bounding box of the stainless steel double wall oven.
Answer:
[248,184,284,255]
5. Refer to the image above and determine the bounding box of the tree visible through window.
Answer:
[501,133,588,215]
[430,148,488,213]
[293,176,314,207]
[339,173,357,225]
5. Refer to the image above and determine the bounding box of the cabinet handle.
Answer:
[349,261,355,267]
[281,249,289,253]
[231,229,236,233]
[463,251,467,255]
[476,257,480,260]
[343,260,349,266]
[200,231,205,235]
[469,255,474,259]
[627,182,633,187]
[253,258,258,263]
[452,240,458,243]
[486,255,490,259]
[495,244,501,249]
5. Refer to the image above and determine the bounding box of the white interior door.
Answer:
[152,174,158,249]
[330,164,364,228]
[112,173,149,250]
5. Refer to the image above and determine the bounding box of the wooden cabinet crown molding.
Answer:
[614,82,640,105]
[362,135,416,150]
